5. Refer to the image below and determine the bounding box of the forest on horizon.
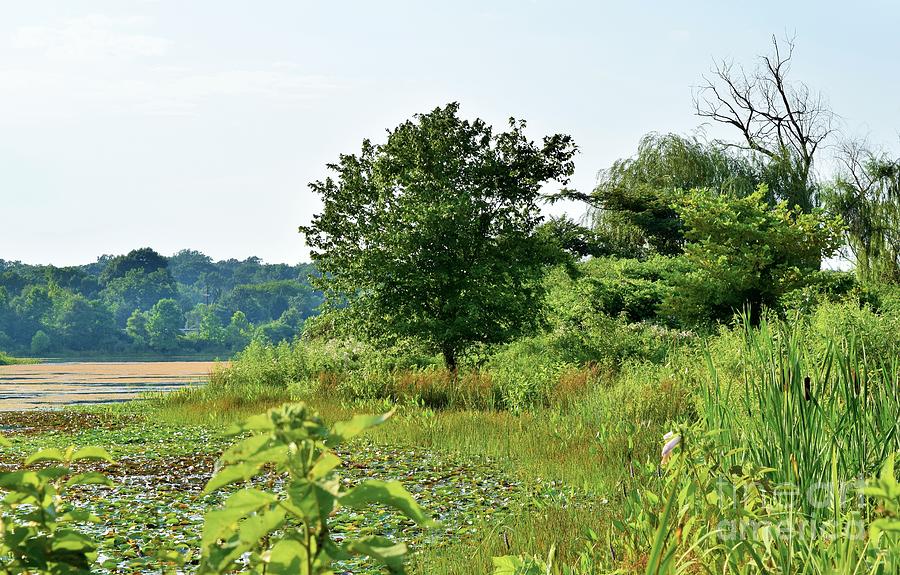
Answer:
[0,248,322,356]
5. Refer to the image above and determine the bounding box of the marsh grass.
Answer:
[139,302,898,573]
[0,351,32,365]
[701,316,900,511]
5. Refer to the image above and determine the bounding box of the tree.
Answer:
[50,292,116,351]
[669,186,844,323]
[99,247,169,284]
[694,36,833,213]
[825,141,900,284]
[145,298,183,352]
[558,133,760,255]
[300,103,577,370]
[100,268,177,325]
[168,249,215,286]
[226,310,251,350]
[30,330,51,355]
[125,309,149,347]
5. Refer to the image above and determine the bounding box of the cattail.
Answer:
[804,376,811,401]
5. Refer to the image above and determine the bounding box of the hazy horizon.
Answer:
[3,1,899,266]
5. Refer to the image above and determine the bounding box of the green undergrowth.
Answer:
[0,351,34,365]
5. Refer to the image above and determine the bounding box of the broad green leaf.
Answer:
[309,452,341,480]
[288,479,338,525]
[25,448,67,465]
[343,535,406,570]
[201,488,277,548]
[871,518,900,534]
[50,530,96,553]
[326,410,394,447]
[59,508,101,523]
[239,506,286,547]
[491,555,544,575]
[220,434,274,464]
[266,539,310,575]
[340,480,436,527]
[66,472,113,488]
[227,412,275,435]
[0,435,10,447]
[210,506,288,569]
[36,466,72,481]
[72,446,115,463]
[203,461,262,494]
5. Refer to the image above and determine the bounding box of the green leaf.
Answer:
[71,446,115,463]
[343,535,407,570]
[203,461,262,494]
[326,410,395,447]
[227,412,275,435]
[309,452,341,480]
[340,479,436,527]
[266,539,310,575]
[491,555,544,575]
[50,530,96,553]
[239,506,286,548]
[0,435,10,447]
[287,480,337,525]
[201,488,277,549]
[25,448,67,465]
[65,472,112,488]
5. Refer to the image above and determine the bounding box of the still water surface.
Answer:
[0,361,220,410]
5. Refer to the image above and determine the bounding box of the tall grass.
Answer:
[0,351,32,365]
[701,316,900,506]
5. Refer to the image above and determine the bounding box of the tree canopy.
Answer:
[300,102,577,369]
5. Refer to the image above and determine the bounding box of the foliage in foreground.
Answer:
[0,404,433,574]
[0,438,115,574]
[199,402,435,574]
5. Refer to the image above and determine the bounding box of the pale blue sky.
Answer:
[2,1,898,266]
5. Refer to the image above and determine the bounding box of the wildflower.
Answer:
[661,431,681,465]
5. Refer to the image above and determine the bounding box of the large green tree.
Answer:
[145,298,184,352]
[670,186,843,323]
[566,133,760,256]
[300,103,577,369]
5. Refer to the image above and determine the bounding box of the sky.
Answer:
[1,1,898,266]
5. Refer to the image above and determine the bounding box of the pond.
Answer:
[0,361,220,410]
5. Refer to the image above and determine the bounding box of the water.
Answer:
[0,361,221,410]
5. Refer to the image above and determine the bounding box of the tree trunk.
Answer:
[442,347,458,374]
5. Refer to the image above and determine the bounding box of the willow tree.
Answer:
[827,142,900,284]
[300,103,576,370]
[556,133,760,256]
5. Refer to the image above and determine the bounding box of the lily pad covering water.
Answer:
[0,410,572,574]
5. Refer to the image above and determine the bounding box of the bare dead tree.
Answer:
[695,35,835,210]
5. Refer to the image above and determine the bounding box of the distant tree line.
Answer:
[0,248,322,356]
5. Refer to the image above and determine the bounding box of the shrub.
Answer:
[778,269,858,314]
[30,329,51,355]
[0,438,115,574]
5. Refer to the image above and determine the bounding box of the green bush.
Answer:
[30,329,51,355]
[778,269,859,314]
[0,438,115,574]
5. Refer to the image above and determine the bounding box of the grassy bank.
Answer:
[0,351,34,365]
[144,300,899,573]
[0,300,896,573]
